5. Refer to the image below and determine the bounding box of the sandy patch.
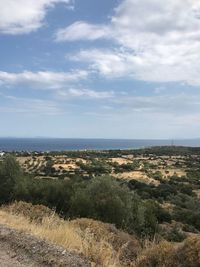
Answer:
[155,169,186,177]
[109,157,132,165]
[115,171,160,186]
[53,163,77,171]
[193,189,200,198]
[17,157,32,165]
[75,158,87,164]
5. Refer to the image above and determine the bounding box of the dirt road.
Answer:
[0,224,90,267]
[0,242,33,267]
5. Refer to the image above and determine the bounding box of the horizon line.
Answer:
[1,137,200,140]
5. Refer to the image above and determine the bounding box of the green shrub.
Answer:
[166,225,187,242]
[0,155,21,204]
[0,156,175,239]
[70,176,132,228]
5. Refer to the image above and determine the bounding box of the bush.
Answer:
[166,225,187,242]
[0,156,171,238]
[136,236,200,267]
[17,178,75,215]
[3,201,56,223]
[136,241,175,267]
[130,200,159,238]
[70,176,160,238]
[70,176,132,228]
[0,155,21,204]
[175,237,200,267]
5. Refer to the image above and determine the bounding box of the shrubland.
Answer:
[0,153,200,266]
[0,155,163,238]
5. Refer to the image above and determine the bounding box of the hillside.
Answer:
[0,223,90,267]
[0,202,199,267]
[0,148,200,266]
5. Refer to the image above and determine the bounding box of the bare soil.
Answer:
[0,224,91,267]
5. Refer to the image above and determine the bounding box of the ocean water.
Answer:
[0,138,200,152]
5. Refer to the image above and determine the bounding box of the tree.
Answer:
[70,176,132,228]
[0,155,21,204]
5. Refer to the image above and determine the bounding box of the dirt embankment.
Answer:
[0,224,90,267]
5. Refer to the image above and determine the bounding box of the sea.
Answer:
[0,138,200,152]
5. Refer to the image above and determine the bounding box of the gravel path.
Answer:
[0,243,28,267]
[0,224,91,267]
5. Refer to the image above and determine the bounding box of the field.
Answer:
[16,149,189,184]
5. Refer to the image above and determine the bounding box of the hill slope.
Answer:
[0,224,90,267]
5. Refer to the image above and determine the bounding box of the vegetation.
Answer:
[0,155,161,238]
[0,146,200,266]
[0,202,199,267]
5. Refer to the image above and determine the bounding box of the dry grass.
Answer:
[193,189,200,199]
[134,241,176,267]
[0,202,140,267]
[0,209,83,251]
[114,171,160,186]
[134,237,200,267]
[176,237,200,267]
[72,218,141,266]
[53,163,77,171]
[109,158,133,165]
[157,169,186,178]
[17,156,87,173]
[1,202,199,267]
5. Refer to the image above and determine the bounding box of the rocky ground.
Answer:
[0,224,91,267]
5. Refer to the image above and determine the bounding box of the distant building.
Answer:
[0,152,5,157]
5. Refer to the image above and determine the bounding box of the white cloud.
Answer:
[154,86,166,94]
[57,88,114,99]
[0,94,61,115]
[56,21,110,42]
[0,0,72,34]
[113,93,200,114]
[64,0,200,86]
[0,70,88,89]
[70,49,137,78]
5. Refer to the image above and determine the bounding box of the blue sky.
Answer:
[1,0,200,138]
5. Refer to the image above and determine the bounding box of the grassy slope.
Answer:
[0,202,141,266]
[0,202,199,267]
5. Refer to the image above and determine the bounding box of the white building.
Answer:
[0,152,5,157]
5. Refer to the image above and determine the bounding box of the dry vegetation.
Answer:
[1,147,200,266]
[0,202,141,267]
[0,202,200,267]
[135,237,200,267]
[114,171,160,186]
[17,151,188,184]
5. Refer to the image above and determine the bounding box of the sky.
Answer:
[1,0,200,139]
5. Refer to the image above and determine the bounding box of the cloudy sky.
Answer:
[1,0,200,138]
